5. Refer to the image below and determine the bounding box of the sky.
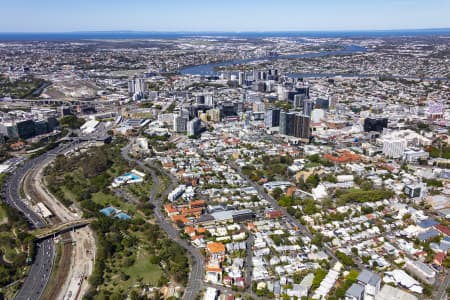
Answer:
[0,0,449,32]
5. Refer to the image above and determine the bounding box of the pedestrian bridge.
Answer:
[33,218,95,240]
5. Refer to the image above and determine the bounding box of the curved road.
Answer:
[121,145,205,300]
[2,143,73,300]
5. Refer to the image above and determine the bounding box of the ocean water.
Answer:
[0,29,449,41]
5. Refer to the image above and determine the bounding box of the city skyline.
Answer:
[1,0,450,32]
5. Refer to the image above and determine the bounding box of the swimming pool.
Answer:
[123,173,141,181]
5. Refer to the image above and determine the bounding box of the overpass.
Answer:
[33,218,95,240]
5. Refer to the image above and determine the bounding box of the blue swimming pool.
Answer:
[123,173,141,180]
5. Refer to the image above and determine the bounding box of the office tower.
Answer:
[266,80,274,92]
[205,94,214,106]
[303,99,314,116]
[196,95,205,104]
[294,94,306,108]
[128,80,135,95]
[180,108,190,120]
[296,86,310,98]
[315,98,330,110]
[173,115,188,133]
[280,112,310,139]
[383,139,407,158]
[129,78,146,98]
[207,109,221,122]
[238,72,245,85]
[265,108,281,128]
[16,120,36,140]
[259,71,266,81]
[257,82,266,92]
[329,96,336,109]
[252,101,265,113]
[136,78,146,95]
[293,114,311,139]
[277,86,287,101]
[187,118,202,136]
[364,118,388,132]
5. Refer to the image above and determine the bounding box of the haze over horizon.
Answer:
[1,0,450,32]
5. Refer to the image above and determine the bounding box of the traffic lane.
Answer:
[3,143,77,299]
[15,239,54,300]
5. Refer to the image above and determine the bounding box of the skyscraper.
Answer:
[303,99,314,116]
[128,78,146,99]
[238,72,245,85]
[173,115,188,133]
[252,101,265,113]
[265,108,281,128]
[187,118,202,136]
[280,111,311,139]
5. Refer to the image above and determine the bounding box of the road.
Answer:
[122,142,285,300]
[244,233,254,294]
[121,144,205,300]
[435,270,450,300]
[228,161,340,265]
[2,143,72,300]
[1,139,101,300]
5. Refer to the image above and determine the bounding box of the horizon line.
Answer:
[1,27,450,34]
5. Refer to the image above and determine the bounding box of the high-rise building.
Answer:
[128,78,146,98]
[128,80,135,95]
[265,108,281,128]
[173,115,187,133]
[303,99,314,116]
[195,95,205,104]
[280,112,310,139]
[315,98,330,110]
[180,108,190,120]
[364,118,388,132]
[252,101,265,113]
[383,139,407,158]
[187,118,202,136]
[207,109,221,122]
[205,94,214,106]
[238,72,245,85]
[293,94,306,108]
[135,78,146,95]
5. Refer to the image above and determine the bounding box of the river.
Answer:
[180,45,449,81]
[180,45,366,76]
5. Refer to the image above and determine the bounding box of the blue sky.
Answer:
[0,0,449,32]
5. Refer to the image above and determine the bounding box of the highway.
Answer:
[2,142,73,300]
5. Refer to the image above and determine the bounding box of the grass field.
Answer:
[126,180,153,200]
[125,250,162,286]
[92,192,138,215]
[103,248,162,294]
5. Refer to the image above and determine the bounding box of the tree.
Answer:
[306,174,320,189]
[60,115,85,129]
[336,251,355,267]
[311,233,324,247]
[271,187,283,200]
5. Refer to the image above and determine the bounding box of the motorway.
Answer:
[2,142,74,300]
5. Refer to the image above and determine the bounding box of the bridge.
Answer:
[33,218,95,240]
